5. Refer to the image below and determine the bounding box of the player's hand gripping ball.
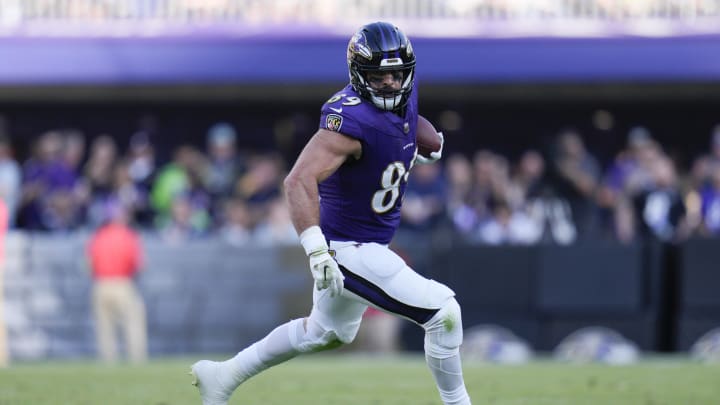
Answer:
[416,115,444,164]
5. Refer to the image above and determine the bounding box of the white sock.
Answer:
[219,318,305,388]
[426,353,472,405]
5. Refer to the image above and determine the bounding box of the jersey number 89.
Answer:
[371,161,411,214]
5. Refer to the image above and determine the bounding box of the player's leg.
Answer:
[332,241,471,405]
[190,318,307,405]
[423,298,471,405]
[191,283,367,405]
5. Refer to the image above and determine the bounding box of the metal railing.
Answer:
[1,0,719,37]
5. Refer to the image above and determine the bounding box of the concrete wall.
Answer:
[2,232,311,360]
[3,232,719,360]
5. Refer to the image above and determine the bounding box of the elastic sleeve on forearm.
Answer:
[299,225,328,256]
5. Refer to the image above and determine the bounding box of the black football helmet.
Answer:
[347,22,416,111]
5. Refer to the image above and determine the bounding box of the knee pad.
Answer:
[291,316,352,354]
[423,298,463,359]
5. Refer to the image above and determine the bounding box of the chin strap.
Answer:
[371,94,403,110]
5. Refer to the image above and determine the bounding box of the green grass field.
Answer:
[0,354,718,405]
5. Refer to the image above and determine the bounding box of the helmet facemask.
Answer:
[354,67,414,111]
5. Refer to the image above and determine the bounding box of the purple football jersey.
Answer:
[317,84,419,244]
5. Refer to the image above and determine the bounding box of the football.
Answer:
[417,115,442,157]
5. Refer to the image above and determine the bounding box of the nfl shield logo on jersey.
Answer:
[326,114,343,132]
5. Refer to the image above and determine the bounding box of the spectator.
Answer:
[456,150,508,235]
[42,188,84,231]
[445,153,472,207]
[204,122,246,200]
[218,197,253,247]
[87,204,147,364]
[633,158,687,242]
[158,193,210,244]
[444,153,475,233]
[599,127,662,243]
[698,163,720,236]
[184,166,213,230]
[467,150,499,222]
[152,144,212,239]
[596,184,636,243]
[401,161,447,231]
[112,159,151,225]
[126,131,156,190]
[547,129,601,239]
[508,150,545,209]
[235,153,284,228]
[204,122,247,226]
[124,132,157,226]
[150,145,204,222]
[689,126,720,190]
[61,129,86,175]
[253,197,297,246]
[525,181,578,245]
[604,127,660,196]
[473,198,542,245]
[20,131,82,231]
[0,135,21,227]
[84,135,118,195]
[84,135,119,228]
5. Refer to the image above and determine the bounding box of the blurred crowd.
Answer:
[1,121,719,247]
[402,125,720,245]
[0,123,296,246]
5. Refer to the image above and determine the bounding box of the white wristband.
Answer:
[299,225,328,256]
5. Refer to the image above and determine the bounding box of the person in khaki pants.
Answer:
[0,200,9,367]
[87,205,147,364]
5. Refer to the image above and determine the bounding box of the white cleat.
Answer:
[190,360,233,405]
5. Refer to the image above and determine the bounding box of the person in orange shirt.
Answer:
[87,204,147,364]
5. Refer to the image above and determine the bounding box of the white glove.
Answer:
[300,226,344,297]
[415,131,444,164]
[308,250,344,297]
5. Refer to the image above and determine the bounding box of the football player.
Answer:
[191,21,471,405]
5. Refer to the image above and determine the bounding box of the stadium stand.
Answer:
[0,0,719,360]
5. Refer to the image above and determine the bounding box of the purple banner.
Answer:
[0,35,717,85]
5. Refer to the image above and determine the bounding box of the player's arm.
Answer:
[283,128,361,297]
[284,128,361,234]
